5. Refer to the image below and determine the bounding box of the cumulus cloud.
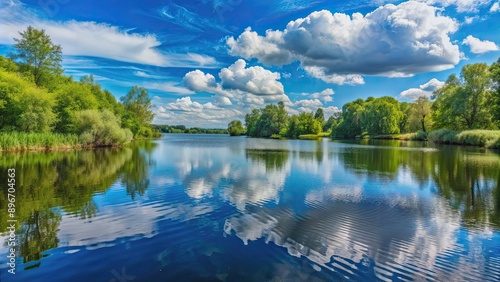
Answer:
[491,2,500,12]
[462,35,499,54]
[182,60,290,107]
[219,59,285,96]
[0,0,218,68]
[420,0,491,13]
[323,106,342,118]
[295,99,323,109]
[304,67,365,85]
[227,28,294,66]
[463,16,479,24]
[155,97,243,127]
[227,2,460,84]
[309,88,335,102]
[400,78,445,100]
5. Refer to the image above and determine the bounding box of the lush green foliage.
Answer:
[228,120,246,136]
[429,129,500,148]
[432,64,494,130]
[10,26,63,87]
[329,59,500,147]
[243,102,324,139]
[0,27,158,150]
[0,69,55,132]
[245,102,289,138]
[121,86,156,137]
[332,97,404,138]
[73,110,133,146]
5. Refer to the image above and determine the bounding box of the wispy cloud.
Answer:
[157,3,231,33]
[0,0,219,68]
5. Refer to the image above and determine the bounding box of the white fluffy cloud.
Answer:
[219,59,285,96]
[182,60,290,107]
[295,99,323,109]
[227,2,460,84]
[462,35,500,54]
[0,1,218,68]
[400,78,445,100]
[491,2,500,12]
[309,88,335,102]
[155,97,243,127]
[420,0,492,12]
[304,67,365,85]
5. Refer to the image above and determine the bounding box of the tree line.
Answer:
[228,101,335,138]
[0,26,158,150]
[228,58,500,145]
[331,60,500,140]
[154,124,228,134]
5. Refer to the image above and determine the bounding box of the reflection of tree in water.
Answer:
[246,149,289,171]
[428,147,500,229]
[0,140,155,266]
[338,142,500,229]
[18,209,61,265]
[121,140,156,200]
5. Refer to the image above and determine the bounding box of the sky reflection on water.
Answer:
[0,135,499,281]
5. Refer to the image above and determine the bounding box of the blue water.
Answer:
[0,135,499,281]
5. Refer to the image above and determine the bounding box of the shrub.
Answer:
[414,130,428,141]
[73,109,133,146]
[455,130,500,147]
[428,129,458,144]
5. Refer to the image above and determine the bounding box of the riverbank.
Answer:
[428,129,500,149]
[355,131,428,141]
[350,129,500,149]
[0,132,134,152]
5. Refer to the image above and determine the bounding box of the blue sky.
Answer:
[0,0,499,127]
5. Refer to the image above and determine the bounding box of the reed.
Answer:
[429,129,500,149]
[0,132,80,152]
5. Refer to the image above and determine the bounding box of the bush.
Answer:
[428,129,458,144]
[73,109,133,146]
[414,130,428,141]
[455,130,500,147]
[429,129,500,148]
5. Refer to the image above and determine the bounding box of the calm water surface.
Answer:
[0,135,499,281]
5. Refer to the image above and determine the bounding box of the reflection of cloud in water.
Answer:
[222,195,491,280]
[171,145,291,210]
[57,197,214,250]
[222,161,290,210]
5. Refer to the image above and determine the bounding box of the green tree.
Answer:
[10,26,62,86]
[121,86,155,137]
[432,64,493,130]
[408,97,432,132]
[292,112,322,137]
[54,82,98,133]
[0,69,55,132]
[228,120,246,136]
[361,97,402,135]
[332,98,365,138]
[314,108,325,123]
[399,102,410,133]
[490,58,500,127]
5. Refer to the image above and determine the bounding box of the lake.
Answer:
[0,134,499,281]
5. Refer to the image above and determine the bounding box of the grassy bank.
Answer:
[0,132,81,152]
[429,129,500,149]
[353,131,429,141]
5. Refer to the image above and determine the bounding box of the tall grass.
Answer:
[0,132,80,151]
[428,129,500,149]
